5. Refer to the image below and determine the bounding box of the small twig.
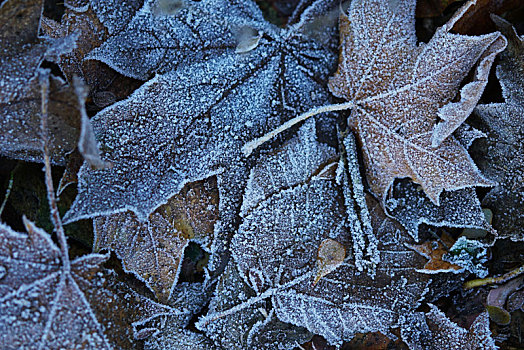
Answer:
[39,70,71,272]
[0,168,14,219]
[464,265,524,290]
[242,101,355,156]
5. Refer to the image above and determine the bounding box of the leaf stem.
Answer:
[463,264,524,290]
[39,70,71,272]
[242,101,354,156]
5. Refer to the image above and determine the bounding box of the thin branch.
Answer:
[464,264,524,290]
[242,101,354,156]
[0,168,14,219]
[39,70,71,271]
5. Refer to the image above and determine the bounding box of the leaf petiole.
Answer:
[242,101,355,156]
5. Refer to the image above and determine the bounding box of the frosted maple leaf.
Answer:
[245,0,507,206]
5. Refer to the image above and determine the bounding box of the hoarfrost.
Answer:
[64,0,336,225]
[338,133,379,275]
[474,16,524,241]
[386,180,489,241]
[327,0,506,205]
[443,236,488,278]
[198,123,431,346]
[0,219,172,349]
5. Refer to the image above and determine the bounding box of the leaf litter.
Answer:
[0,0,521,348]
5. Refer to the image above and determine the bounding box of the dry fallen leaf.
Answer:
[400,304,496,350]
[328,0,506,205]
[0,218,171,350]
[198,120,431,347]
[313,238,346,285]
[474,16,524,242]
[94,177,219,302]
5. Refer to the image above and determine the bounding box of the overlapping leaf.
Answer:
[328,0,506,205]
[0,218,172,350]
[198,121,431,346]
[41,0,142,107]
[474,16,524,241]
[64,0,336,223]
[0,0,79,164]
[94,177,219,302]
[400,305,496,349]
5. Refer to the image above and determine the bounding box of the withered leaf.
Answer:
[198,121,431,346]
[94,177,219,302]
[328,0,506,205]
[0,218,172,350]
[400,304,496,350]
[64,0,336,226]
[474,16,524,241]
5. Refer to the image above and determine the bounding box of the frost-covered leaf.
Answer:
[0,218,172,350]
[0,0,72,103]
[198,122,431,346]
[94,177,218,302]
[197,262,312,350]
[0,72,80,165]
[0,0,79,164]
[443,236,488,278]
[328,0,506,205]
[91,0,145,35]
[144,282,217,349]
[474,16,524,241]
[40,0,142,101]
[386,179,489,241]
[408,233,488,277]
[400,304,496,350]
[64,0,336,229]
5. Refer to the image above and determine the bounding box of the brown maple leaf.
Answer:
[244,0,506,206]
[94,177,219,302]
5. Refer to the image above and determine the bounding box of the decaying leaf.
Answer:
[400,304,496,350]
[408,232,463,273]
[409,233,488,277]
[0,218,171,350]
[198,121,431,346]
[474,16,524,241]
[327,0,506,205]
[94,177,219,302]
[314,238,345,285]
[63,0,336,225]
